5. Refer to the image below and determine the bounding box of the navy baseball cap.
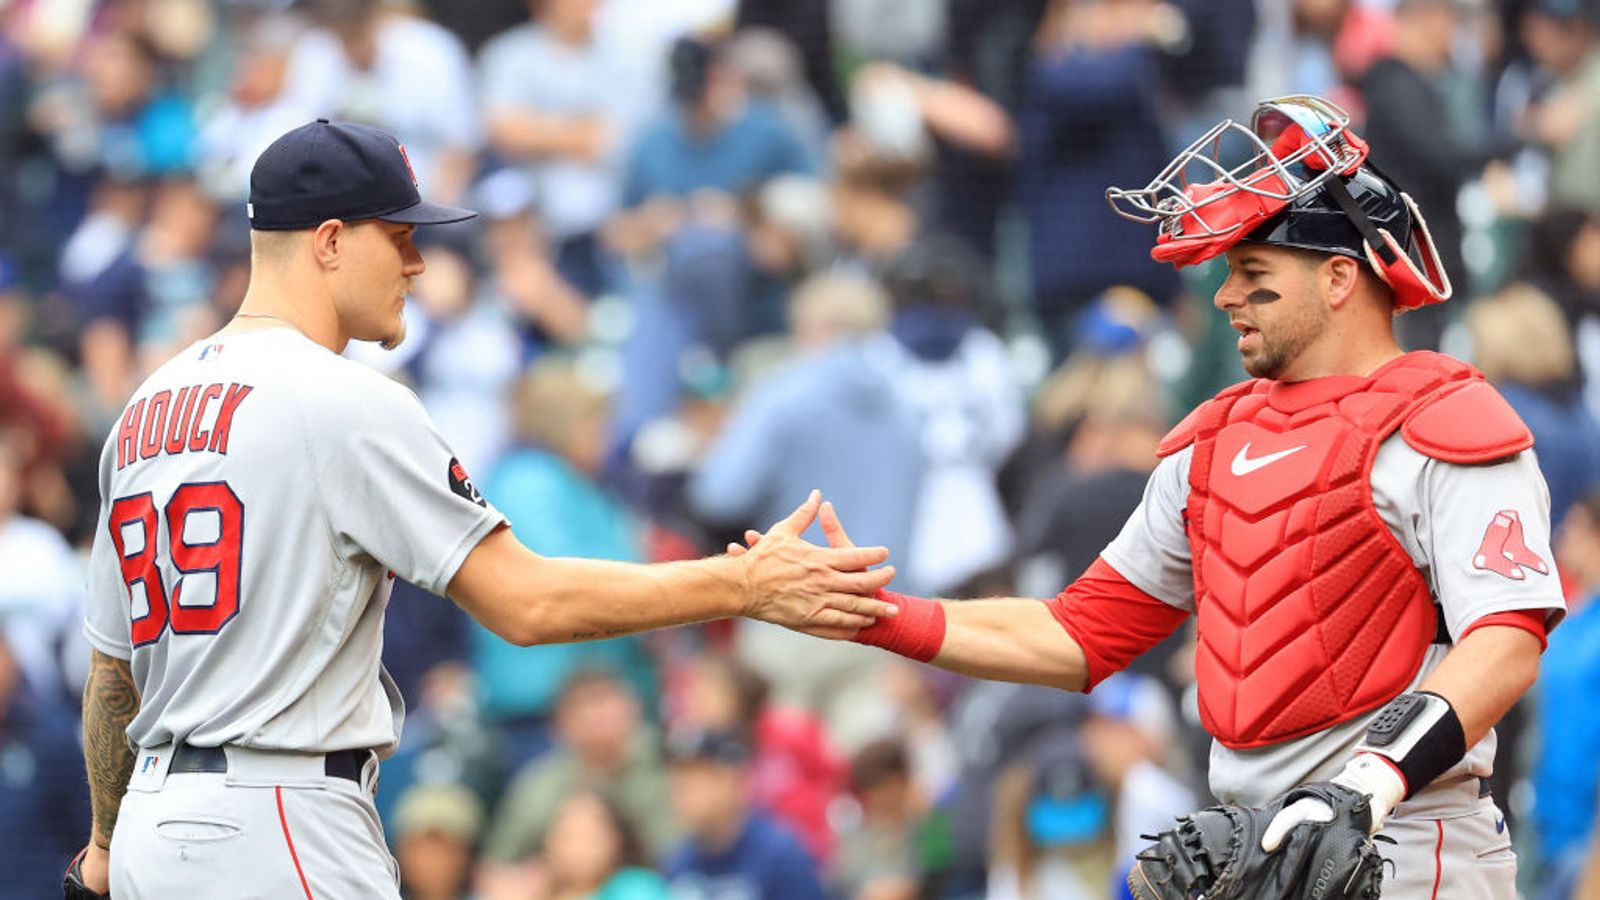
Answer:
[248,119,476,231]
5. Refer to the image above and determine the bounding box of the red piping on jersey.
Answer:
[1430,820,1444,900]
[276,786,315,900]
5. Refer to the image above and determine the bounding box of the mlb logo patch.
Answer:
[142,754,160,773]
[199,343,224,361]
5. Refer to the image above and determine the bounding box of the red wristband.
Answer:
[852,589,946,662]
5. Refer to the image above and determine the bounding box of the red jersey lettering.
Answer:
[188,383,224,451]
[117,398,145,470]
[163,386,197,455]
[139,391,172,461]
[208,384,254,454]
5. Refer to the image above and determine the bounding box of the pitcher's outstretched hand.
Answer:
[735,494,896,639]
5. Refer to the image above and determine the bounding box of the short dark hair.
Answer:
[851,738,911,793]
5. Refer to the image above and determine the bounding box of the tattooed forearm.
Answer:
[82,650,139,847]
[568,627,628,641]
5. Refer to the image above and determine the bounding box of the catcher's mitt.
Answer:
[1127,782,1385,900]
[64,847,110,900]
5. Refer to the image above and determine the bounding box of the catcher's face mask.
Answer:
[1105,95,1452,312]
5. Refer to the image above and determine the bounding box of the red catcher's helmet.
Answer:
[1105,95,1451,312]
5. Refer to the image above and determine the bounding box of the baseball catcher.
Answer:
[769,94,1562,900]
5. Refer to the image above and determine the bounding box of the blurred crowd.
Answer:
[2,0,1600,897]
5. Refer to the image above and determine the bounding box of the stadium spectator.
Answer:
[877,660,961,803]
[0,336,79,530]
[195,13,314,204]
[282,0,479,203]
[0,437,85,701]
[986,734,1113,899]
[1357,0,1486,349]
[1019,0,1183,359]
[1014,294,1172,613]
[1534,490,1600,900]
[881,234,1024,596]
[726,29,832,183]
[134,178,222,369]
[673,653,847,862]
[479,0,649,296]
[735,0,844,122]
[1518,0,1600,214]
[484,670,675,865]
[937,680,1088,898]
[393,782,484,900]
[56,179,150,416]
[1520,208,1600,414]
[663,727,827,900]
[29,28,195,185]
[613,33,813,238]
[525,790,669,900]
[477,181,590,355]
[0,606,91,895]
[476,359,658,770]
[831,738,928,900]
[1466,283,1600,523]
[1247,0,1387,113]
[688,270,921,570]
[689,271,921,747]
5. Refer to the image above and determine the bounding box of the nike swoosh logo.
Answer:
[1230,442,1308,476]
[1495,817,1506,834]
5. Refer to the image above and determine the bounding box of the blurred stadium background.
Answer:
[1,0,1599,897]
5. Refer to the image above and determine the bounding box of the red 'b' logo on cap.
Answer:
[397,142,419,187]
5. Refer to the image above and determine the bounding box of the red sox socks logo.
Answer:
[1472,510,1549,580]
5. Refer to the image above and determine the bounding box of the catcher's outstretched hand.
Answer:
[1128,783,1384,900]
[64,844,110,899]
[739,492,897,636]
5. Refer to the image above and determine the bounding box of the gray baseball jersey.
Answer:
[83,327,505,756]
[1101,434,1566,809]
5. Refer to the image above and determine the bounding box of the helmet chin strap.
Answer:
[1320,176,1398,266]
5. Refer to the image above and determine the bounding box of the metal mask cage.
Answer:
[1105,95,1366,244]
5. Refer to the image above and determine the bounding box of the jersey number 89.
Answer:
[109,482,244,646]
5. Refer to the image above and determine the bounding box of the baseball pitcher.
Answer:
[67,120,897,899]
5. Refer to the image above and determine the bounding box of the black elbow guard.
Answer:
[1355,691,1467,799]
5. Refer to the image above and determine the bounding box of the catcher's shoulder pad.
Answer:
[1159,379,1259,457]
[1157,404,1204,457]
[1401,380,1532,464]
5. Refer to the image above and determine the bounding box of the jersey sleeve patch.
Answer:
[1401,381,1533,464]
[1471,509,1549,581]
[448,457,487,507]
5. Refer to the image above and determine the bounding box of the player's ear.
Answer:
[311,218,345,270]
[1323,254,1363,310]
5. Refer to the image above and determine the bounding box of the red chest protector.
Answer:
[1157,352,1532,748]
